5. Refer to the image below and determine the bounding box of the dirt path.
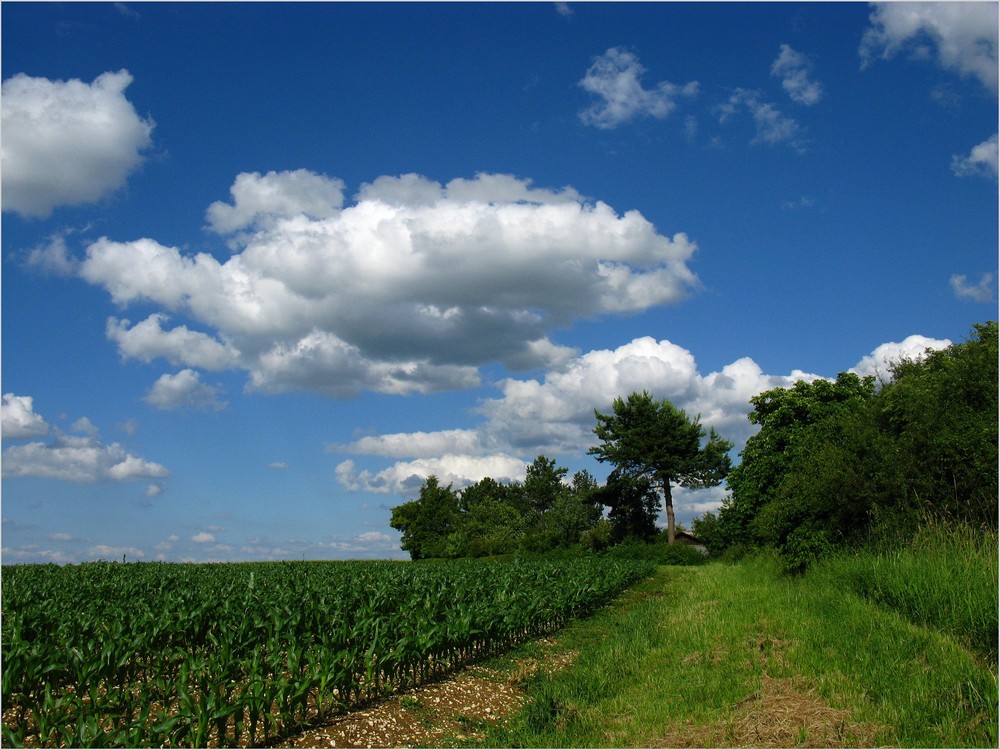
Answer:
[271,593,886,749]
[273,640,576,748]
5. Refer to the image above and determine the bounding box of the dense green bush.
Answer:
[605,539,706,566]
[708,321,997,571]
[580,519,613,551]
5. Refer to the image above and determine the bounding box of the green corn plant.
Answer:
[1,557,653,747]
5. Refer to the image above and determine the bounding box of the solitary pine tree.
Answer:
[589,391,733,543]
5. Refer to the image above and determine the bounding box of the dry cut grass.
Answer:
[657,674,886,748]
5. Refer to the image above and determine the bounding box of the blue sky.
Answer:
[2,2,996,564]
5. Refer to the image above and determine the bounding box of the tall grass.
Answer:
[817,519,998,662]
[483,552,998,748]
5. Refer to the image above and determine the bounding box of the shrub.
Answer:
[580,519,613,552]
[605,539,706,566]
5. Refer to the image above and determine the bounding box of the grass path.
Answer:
[479,556,998,748]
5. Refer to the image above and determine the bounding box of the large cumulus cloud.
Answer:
[1,70,154,218]
[76,170,701,397]
[335,454,527,496]
[849,334,952,380]
[333,334,951,503]
[333,336,824,496]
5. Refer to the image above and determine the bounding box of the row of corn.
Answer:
[1,557,653,747]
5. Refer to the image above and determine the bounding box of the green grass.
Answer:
[480,547,998,748]
[820,519,998,662]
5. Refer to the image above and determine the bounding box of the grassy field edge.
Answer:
[477,555,998,748]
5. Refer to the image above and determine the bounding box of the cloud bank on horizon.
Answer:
[2,325,953,498]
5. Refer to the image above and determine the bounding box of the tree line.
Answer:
[390,395,732,559]
[392,320,996,569]
[695,320,997,571]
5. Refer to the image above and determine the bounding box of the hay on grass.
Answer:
[657,674,886,748]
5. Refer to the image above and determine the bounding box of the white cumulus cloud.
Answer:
[332,336,827,499]
[478,336,822,456]
[205,169,346,237]
[78,170,701,398]
[579,47,698,129]
[107,314,239,371]
[718,89,803,149]
[331,331,959,502]
[849,334,952,380]
[144,369,228,411]
[2,396,169,483]
[1,70,154,218]
[3,431,169,483]
[24,232,81,275]
[333,428,485,458]
[2,393,49,439]
[336,454,527,495]
[860,2,998,94]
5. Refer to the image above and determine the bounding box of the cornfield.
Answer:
[1,557,652,747]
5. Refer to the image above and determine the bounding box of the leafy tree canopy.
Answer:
[720,372,877,551]
[588,391,733,543]
[709,320,997,571]
[390,456,604,559]
[389,476,460,560]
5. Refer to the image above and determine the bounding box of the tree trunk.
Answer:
[662,478,675,544]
